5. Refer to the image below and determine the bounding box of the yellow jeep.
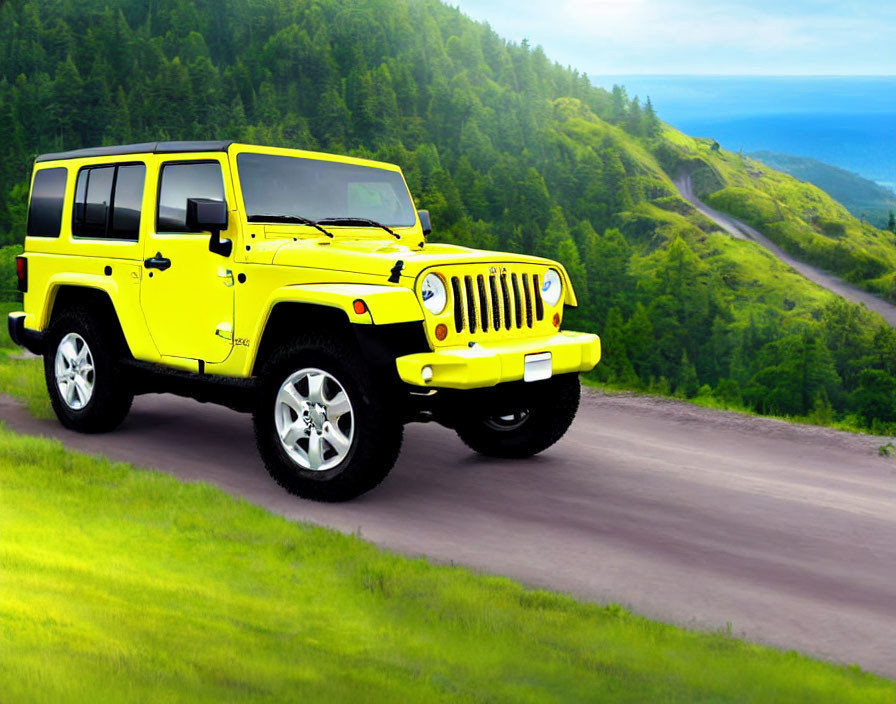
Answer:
[9,141,600,501]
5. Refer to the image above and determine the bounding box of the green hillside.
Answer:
[1,0,895,431]
[749,150,896,231]
[655,131,896,299]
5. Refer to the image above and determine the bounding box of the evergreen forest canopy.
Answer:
[1,0,896,431]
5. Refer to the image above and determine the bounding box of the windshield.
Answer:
[236,153,417,228]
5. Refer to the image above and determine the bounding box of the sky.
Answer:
[452,0,896,75]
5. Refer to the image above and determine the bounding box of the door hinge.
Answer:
[218,267,234,287]
[215,322,233,341]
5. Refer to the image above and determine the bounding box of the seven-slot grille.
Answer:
[448,268,545,335]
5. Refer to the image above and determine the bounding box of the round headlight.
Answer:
[541,269,563,306]
[421,273,447,315]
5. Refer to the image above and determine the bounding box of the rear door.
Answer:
[140,157,236,365]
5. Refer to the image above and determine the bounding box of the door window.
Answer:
[111,165,146,237]
[72,163,146,240]
[156,162,225,233]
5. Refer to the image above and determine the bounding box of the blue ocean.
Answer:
[589,76,896,191]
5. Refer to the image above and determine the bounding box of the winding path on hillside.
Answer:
[674,174,896,328]
[3,390,895,677]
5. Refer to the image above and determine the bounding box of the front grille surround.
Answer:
[425,264,556,345]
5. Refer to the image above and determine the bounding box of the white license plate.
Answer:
[524,352,552,382]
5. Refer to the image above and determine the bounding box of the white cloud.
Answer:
[453,0,896,74]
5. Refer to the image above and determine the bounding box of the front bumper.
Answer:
[395,330,600,389]
[7,312,44,355]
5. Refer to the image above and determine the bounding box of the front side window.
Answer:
[236,153,416,228]
[157,162,225,233]
[72,163,146,240]
[27,167,68,237]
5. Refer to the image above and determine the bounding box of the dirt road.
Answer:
[2,390,894,677]
[674,174,896,328]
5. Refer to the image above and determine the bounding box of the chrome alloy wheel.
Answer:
[54,332,95,410]
[275,367,355,471]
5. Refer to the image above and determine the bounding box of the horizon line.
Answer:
[587,73,896,78]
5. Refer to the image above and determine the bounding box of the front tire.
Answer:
[253,334,403,502]
[44,307,133,433]
[455,373,581,459]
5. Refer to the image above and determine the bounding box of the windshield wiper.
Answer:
[315,217,400,239]
[246,214,334,238]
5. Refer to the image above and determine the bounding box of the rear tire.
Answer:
[455,373,581,459]
[44,307,133,433]
[253,333,403,502]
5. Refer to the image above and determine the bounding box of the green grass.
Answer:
[1,428,894,703]
[0,301,52,418]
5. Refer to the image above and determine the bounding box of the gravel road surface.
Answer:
[2,390,895,677]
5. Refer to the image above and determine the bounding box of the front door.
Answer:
[140,158,236,364]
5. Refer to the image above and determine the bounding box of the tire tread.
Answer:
[253,332,403,502]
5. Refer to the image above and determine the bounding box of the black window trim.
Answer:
[71,161,146,242]
[26,167,68,239]
[155,159,228,235]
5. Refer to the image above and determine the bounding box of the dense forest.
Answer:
[1,0,895,432]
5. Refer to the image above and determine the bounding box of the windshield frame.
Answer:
[232,147,420,233]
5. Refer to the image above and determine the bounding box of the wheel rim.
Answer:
[54,332,95,410]
[274,367,355,471]
[484,410,530,432]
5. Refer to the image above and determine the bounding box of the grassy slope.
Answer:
[553,115,855,330]
[749,150,896,229]
[660,128,896,299]
[2,428,895,703]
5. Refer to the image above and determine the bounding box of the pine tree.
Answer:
[624,303,655,382]
[610,84,627,124]
[676,350,699,398]
[49,55,83,147]
[601,307,637,384]
[625,97,643,137]
[644,96,661,137]
[105,87,132,144]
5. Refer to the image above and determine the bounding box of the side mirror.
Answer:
[418,209,432,236]
[187,198,231,257]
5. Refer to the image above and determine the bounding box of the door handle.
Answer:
[144,253,171,271]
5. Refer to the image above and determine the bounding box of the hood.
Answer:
[270,237,557,282]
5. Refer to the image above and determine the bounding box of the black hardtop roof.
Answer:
[35,140,235,163]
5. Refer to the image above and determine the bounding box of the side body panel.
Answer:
[138,153,239,366]
[22,157,158,361]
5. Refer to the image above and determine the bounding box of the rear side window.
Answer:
[157,162,225,233]
[72,163,146,240]
[27,168,68,237]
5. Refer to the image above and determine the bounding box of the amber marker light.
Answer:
[435,323,448,341]
[552,312,561,327]
[353,299,368,315]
